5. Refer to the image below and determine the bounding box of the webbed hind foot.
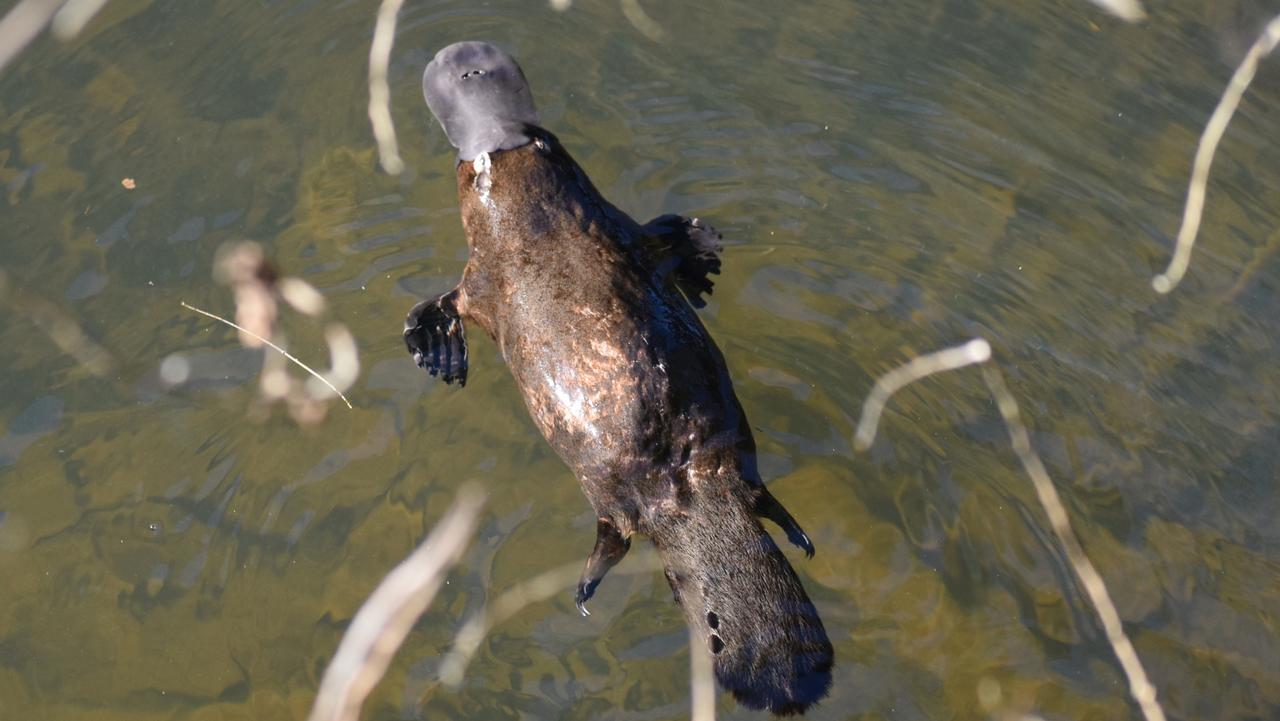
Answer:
[575,518,631,616]
[755,488,815,558]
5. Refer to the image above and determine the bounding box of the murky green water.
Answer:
[2,1,1279,719]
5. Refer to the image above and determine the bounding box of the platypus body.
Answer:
[405,41,832,714]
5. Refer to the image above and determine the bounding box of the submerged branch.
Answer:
[1084,0,1145,23]
[1153,12,1280,294]
[308,487,485,721]
[438,561,585,687]
[0,0,65,72]
[690,626,716,721]
[0,0,107,72]
[0,265,115,376]
[853,339,991,451]
[50,0,108,38]
[855,341,1167,721]
[437,554,663,687]
[619,0,667,43]
[978,364,1165,721]
[180,301,353,409]
[369,0,406,175]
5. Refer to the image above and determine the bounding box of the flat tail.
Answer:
[651,500,833,715]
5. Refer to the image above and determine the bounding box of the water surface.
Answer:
[1,1,1278,719]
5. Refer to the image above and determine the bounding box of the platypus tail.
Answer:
[649,495,833,715]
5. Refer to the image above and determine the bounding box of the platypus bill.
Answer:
[405,40,833,715]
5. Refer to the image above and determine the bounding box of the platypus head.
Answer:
[423,41,540,162]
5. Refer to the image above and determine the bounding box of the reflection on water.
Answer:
[1,0,1279,719]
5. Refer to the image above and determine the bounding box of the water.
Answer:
[1,1,1279,719]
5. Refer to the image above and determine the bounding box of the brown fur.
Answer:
[409,130,833,713]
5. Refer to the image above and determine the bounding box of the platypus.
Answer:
[404,41,833,714]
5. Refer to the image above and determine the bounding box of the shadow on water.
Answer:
[0,0,1278,719]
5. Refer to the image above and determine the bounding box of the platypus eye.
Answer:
[460,69,486,80]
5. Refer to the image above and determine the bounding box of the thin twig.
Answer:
[307,486,485,721]
[855,341,1167,721]
[1152,12,1280,294]
[180,301,353,409]
[368,0,406,175]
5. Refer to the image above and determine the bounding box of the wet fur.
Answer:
[423,132,833,713]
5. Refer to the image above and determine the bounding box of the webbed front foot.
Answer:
[575,518,631,616]
[642,214,723,308]
[404,288,468,386]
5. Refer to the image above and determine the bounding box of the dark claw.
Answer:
[574,581,596,617]
[794,529,815,560]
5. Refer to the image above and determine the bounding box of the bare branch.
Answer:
[619,0,667,43]
[368,0,406,175]
[50,0,108,38]
[690,627,716,721]
[307,486,485,721]
[438,553,663,687]
[438,561,582,687]
[1084,0,1145,23]
[1153,13,1280,294]
[0,265,115,376]
[307,323,360,403]
[0,0,108,73]
[0,0,67,73]
[853,339,991,451]
[978,365,1165,721]
[856,341,1167,721]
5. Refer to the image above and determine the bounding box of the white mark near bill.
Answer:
[473,152,493,207]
